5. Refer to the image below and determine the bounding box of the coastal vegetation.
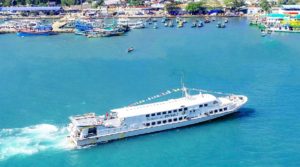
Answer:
[259,0,271,13]
[185,2,206,14]
[223,0,245,10]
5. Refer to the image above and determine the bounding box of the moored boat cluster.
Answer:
[0,16,229,37]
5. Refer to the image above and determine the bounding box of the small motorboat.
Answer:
[153,23,158,29]
[164,23,168,27]
[261,31,267,37]
[197,22,204,28]
[217,22,226,28]
[191,22,197,28]
[224,18,229,23]
[128,47,134,53]
[204,18,210,23]
[212,18,216,22]
[168,21,174,27]
[177,21,183,28]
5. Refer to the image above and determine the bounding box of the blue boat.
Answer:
[17,25,56,37]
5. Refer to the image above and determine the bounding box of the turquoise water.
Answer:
[1,17,300,166]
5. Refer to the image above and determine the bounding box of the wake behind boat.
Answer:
[68,86,247,147]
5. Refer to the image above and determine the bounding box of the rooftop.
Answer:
[0,6,63,12]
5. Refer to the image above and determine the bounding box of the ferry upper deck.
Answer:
[112,93,231,118]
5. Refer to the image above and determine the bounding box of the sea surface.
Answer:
[0,17,300,166]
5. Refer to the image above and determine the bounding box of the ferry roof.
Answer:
[112,94,217,118]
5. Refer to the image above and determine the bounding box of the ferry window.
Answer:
[146,114,150,117]
[173,109,177,113]
[146,123,150,126]
[224,107,227,111]
[163,120,167,123]
[179,117,183,120]
[152,122,156,125]
[151,113,155,116]
[209,111,213,114]
[88,127,97,135]
[163,111,167,114]
[174,118,177,121]
[204,104,208,107]
[199,104,203,108]
[157,121,161,124]
[219,109,223,112]
[179,108,182,112]
[214,110,218,113]
[168,111,172,114]
[213,101,218,104]
[184,107,188,111]
[184,116,187,119]
[168,119,172,122]
[157,112,161,115]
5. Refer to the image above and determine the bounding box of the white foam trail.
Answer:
[0,124,71,160]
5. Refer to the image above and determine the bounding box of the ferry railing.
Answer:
[98,125,143,136]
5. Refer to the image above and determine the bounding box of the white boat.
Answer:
[267,27,300,33]
[68,86,247,147]
[117,18,145,29]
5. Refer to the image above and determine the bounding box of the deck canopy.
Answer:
[112,94,217,118]
[282,5,300,10]
[267,13,285,19]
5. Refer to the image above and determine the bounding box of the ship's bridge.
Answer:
[112,94,217,118]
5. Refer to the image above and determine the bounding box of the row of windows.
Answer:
[146,107,188,117]
[199,103,208,108]
[207,107,228,115]
[145,116,187,126]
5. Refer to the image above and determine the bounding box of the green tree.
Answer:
[165,2,181,14]
[259,0,271,13]
[92,0,103,8]
[25,0,34,5]
[128,0,143,6]
[224,0,245,9]
[61,0,75,6]
[185,2,205,14]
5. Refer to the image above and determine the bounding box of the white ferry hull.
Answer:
[73,107,240,147]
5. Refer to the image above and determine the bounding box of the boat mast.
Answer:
[181,76,190,98]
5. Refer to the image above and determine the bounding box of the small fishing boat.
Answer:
[216,22,226,28]
[128,47,134,53]
[168,21,174,27]
[212,18,216,22]
[153,23,158,29]
[177,21,183,28]
[191,22,197,28]
[17,25,56,37]
[204,18,210,23]
[197,22,204,28]
[164,22,168,27]
[17,29,56,36]
[224,18,229,23]
[183,19,187,23]
[261,31,267,37]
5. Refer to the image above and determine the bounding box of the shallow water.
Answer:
[0,17,300,166]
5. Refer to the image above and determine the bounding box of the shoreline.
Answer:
[0,14,247,20]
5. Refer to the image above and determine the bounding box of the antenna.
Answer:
[180,73,189,98]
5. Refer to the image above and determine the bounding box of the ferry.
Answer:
[68,86,247,147]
